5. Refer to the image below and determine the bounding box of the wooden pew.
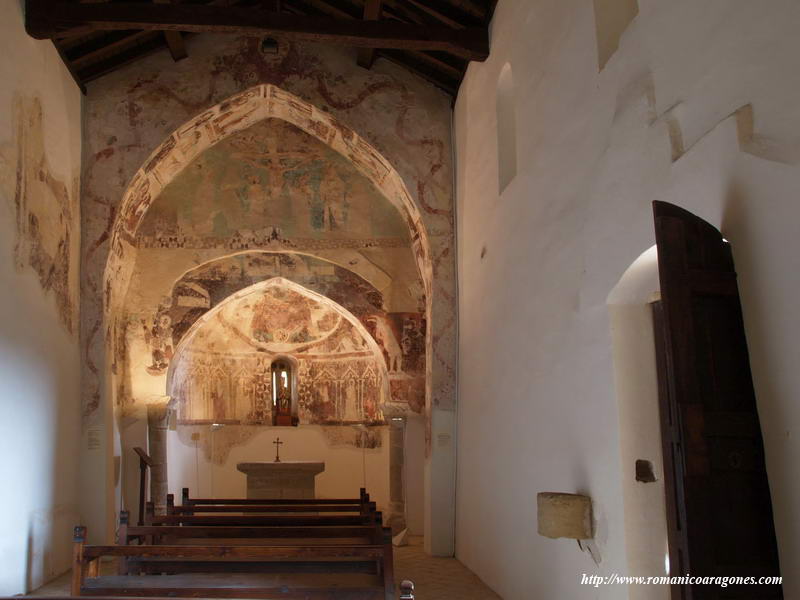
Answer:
[119,508,387,552]
[118,510,388,575]
[170,488,372,518]
[180,487,371,509]
[145,501,381,527]
[126,500,387,584]
[68,489,412,598]
[72,525,397,599]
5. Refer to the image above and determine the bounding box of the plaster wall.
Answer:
[455,0,800,597]
[0,2,82,593]
[166,425,391,512]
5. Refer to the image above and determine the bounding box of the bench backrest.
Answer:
[180,487,370,507]
[72,525,396,599]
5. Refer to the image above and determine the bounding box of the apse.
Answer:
[167,277,390,426]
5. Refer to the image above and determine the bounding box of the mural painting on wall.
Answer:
[168,279,389,426]
[81,41,457,435]
[0,95,78,332]
[142,297,175,375]
[147,252,426,414]
[136,119,411,249]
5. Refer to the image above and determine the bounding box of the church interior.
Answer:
[0,0,797,598]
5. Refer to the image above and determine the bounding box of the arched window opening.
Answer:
[271,359,297,426]
[496,63,518,194]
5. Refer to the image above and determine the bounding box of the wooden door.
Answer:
[652,201,782,599]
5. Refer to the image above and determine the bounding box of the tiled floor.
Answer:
[31,536,501,599]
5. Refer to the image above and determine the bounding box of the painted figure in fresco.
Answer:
[367,315,402,373]
[401,316,425,372]
[343,379,360,422]
[142,305,174,375]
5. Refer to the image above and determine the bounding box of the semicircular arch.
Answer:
[166,276,392,415]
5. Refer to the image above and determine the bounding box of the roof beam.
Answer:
[163,30,188,61]
[356,0,382,69]
[77,32,167,84]
[68,31,154,67]
[154,0,188,62]
[377,49,459,96]
[25,0,489,61]
[395,0,478,29]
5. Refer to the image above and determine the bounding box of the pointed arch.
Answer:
[103,84,432,321]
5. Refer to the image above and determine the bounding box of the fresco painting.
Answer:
[141,252,426,414]
[137,118,411,246]
[0,95,79,333]
[81,37,455,463]
[168,278,388,426]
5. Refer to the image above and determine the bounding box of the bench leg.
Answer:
[382,529,395,600]
[71,526,87,596]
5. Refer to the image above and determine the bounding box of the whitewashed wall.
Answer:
[167,426,391,511]
[0,2,82,594]
[455,0,800,598]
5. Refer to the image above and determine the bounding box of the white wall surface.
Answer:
[167,426,390,511]
[455,0,800,598]
[0,2,82,594]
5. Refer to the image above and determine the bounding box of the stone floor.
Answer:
[31,536,501,599]
[394,536,501,600]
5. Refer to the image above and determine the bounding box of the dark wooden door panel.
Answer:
[652,201,782,599]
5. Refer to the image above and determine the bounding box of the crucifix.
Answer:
[273,437,284,463]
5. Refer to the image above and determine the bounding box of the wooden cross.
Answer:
[273,437,283,463]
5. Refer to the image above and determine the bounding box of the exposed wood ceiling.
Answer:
[26,0,497,97]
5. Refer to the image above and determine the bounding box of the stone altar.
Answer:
[236,462,325,499]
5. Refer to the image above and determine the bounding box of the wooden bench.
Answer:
[72,525,398,599]
[68,488,414,599]
[146,503,382,527]
[180,487,371,509]
[119,508,387,556]
[157,488,378,525]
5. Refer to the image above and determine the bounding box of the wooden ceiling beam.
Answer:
[286,0,356,21]
[77,32,167,84]
[376,49,459,96]
[356,0,382,69]
[163,30,188,61]
[395,0,478,29]
[154,0,188,61]
[67,31,154,67]
[25,0,489,61]
[405,50,464,80]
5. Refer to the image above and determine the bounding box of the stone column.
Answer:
[147,400,170,513]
